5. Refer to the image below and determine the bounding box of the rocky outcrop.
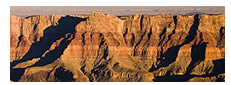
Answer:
[10,12,225,82]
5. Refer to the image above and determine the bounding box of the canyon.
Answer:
[10,12,225,82]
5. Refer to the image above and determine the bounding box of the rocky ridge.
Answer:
[10,12,225,82]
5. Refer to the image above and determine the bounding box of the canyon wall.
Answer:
[10,12,225,82]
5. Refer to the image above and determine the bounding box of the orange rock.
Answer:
[10,12,225,82]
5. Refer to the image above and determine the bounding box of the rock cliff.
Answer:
[10,12,225,82]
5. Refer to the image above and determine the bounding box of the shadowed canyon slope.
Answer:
[10,12,225,82]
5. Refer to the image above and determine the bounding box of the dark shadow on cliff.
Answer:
[158,27,166,46]
[11,15,85,67]
[54,67,75,82]
[10,68,25,81]
[157,45,181,69]
[10,15,86,81]
[213,59,225,82]
[163,16,177,46]
[182,14,200,45]
[28,33,75,67]
[212,59,225,76]
[153,45,225,82]
[153,54,225,82]
[153,68,224,82]
[217,27,225,48]
[89,58,113,82]
[185,42,207,75]
[152,14,200,71]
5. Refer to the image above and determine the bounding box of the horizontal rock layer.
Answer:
[10,12,225,82]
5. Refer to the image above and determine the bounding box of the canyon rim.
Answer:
[10,6,225,82]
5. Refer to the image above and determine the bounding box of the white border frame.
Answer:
[0,0,230,85]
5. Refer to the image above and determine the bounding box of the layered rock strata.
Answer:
[10,12,225,82]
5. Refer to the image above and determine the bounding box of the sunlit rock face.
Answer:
[10,12,225,82]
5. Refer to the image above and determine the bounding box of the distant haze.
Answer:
[10,6,225,17]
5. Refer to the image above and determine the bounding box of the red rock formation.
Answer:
[10,12,225,82]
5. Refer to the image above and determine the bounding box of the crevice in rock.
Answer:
[33,24,38,32]
[123,27,128,44]
[81,32,87,46]
[99,33,105,48]
[130,33,135,47]
[141,49,147,59]
[96,33,105,59]
[16,35,23,48]
[133,30,147,56]
[141,26,153,58]
[80,64,86,74]
[216,27,225,48]
[90,32,94,39]
[163,16,177,46]
[173,15,177,25]
[46,63,59,81]
[158,27,167,46]
[182,14,200,45]
[102,46,109,60]
[140,15,144,31]
[219,27,225,38]
[144,26,152,46]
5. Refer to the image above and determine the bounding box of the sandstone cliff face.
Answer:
[10,12,225,82]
